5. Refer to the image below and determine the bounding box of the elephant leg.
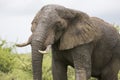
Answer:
[72,45,92,80]
[101,58,120,80]
[52,58,67,80]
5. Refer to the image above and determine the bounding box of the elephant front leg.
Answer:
[52,57,67,80]
[72,45,92,80]
[52,60,67,80]
[75,68,87,80]
[73,55,91,80]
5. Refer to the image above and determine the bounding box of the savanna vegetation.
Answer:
[0,25,120,80]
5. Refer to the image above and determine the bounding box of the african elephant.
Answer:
[16,4,120,80]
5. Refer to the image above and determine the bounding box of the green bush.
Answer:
[0,39,15,73]
[15,54,32,74]
[0,38,32,80]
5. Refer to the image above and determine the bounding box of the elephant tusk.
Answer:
[16,34,32,47]
[38,50,48,54]
[16,42,30,47]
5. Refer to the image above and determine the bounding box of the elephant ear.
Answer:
[59,11,100,50]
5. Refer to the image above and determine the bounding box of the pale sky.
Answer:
[0,0,120,53]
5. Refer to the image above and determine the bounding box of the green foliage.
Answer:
[118,71,120,80]
[114,25,120,32]
[42,54,52,80]
[0,39,32,80]
[0,39,15,73]
[15,54,32,74]
[67,66,75,80]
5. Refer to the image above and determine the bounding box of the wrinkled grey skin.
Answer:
[16,4,120,80]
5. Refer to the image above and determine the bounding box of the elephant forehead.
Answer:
[41,4,65,11]
[32,5,66,23]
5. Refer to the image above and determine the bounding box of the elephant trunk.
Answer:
[31,41,43,80]
[31,26,47,80]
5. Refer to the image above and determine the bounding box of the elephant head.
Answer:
[16,4,99,80]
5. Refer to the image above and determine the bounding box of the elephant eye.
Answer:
[55,21,64,31]
[56,21,61,26]
[55,23,63,32]
[56,27,62,32]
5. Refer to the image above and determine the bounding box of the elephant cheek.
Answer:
[44,32,55,47]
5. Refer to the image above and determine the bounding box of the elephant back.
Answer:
[91,17,120,49]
